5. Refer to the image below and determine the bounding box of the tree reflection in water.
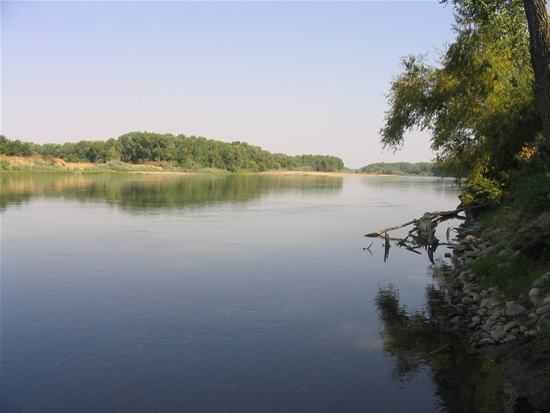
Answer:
[375,266,515,412]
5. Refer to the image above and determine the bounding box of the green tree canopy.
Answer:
[380,0,544,187]
[1,132,344,173]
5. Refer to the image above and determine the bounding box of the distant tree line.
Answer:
[0,136,33,157]
[358,162,439,176]
[0,132,344,173]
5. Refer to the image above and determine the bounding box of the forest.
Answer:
[358,162,435,176]
[0,132,344,173]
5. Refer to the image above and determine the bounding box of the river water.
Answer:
[1,174,510,412]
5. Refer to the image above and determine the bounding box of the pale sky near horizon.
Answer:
[1,1,456,169]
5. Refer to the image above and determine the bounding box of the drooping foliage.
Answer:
[0,132,344,173]
[380,0,545,201]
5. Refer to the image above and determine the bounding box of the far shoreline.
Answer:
[1,155,438,178]
[128,170,386,177]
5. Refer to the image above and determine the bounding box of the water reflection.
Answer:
[0,174,343,212]
[375,269,514,412]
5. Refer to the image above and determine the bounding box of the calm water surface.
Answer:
[1,174,501,412]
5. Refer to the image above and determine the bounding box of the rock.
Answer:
[498,249,510,258]
[502,334,517,343]
[490,309,504,320]
[520,325,528,333]
[453,244,469,253]
[452,297,462,305]
[478,337,496,346]
[462,296,474,305]
[510,211,550,257]
[538,314,550,329]
[543,297,550,305]
[463,235,478,243]
[531,277,549,288]
[535,303,550,316]
[450,316,462,324]
[505,302,526,317]
[487,297,502,309]
[491,325,506,342]
[530,288,542,305]
[503,321,519,332]
[529,287,541,297]
[477,308,487,317]
[481,319,496,332]
[464,250,482,258]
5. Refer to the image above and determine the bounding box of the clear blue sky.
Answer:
[1,1,456,168]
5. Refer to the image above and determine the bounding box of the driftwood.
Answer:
[365,203,495,262]
[365,208,466,239]
[365,207,468,263]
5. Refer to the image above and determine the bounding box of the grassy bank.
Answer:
[463,154,550,302]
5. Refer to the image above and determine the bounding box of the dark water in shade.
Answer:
[1,174,507,412]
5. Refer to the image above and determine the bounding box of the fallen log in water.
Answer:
[365,202,493,262]
[365,207,470,263]
[365,208,466,239]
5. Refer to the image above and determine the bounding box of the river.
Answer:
[1,174,510,412]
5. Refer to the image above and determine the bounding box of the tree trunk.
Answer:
[522,0,550,148]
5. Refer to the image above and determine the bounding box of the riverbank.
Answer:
[0,155,383,177]
[439,216,550,411]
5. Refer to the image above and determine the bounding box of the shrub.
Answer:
[462,176,503,204]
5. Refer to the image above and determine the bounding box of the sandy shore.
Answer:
[129,170,379,177]
[256,170,377,177]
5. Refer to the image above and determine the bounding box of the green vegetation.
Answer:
[0,132,344,173]
[357,162,436,176]
[378,0,550,375]
[0,135,32,157]
[462,154,550,298]
[469,244,547,300]
[380,0,548,205]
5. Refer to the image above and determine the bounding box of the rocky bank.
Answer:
[438,218,550,411]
